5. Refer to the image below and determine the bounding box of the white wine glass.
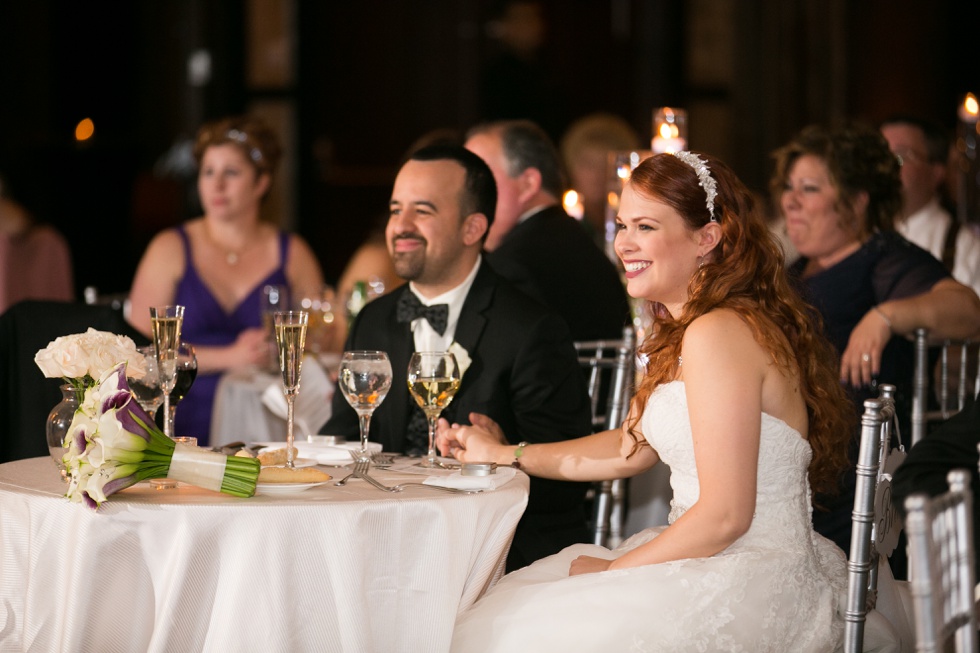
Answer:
[149,305,184,438]
[274,311,308,468]
[128,345,164,421]
[338,350,392,460]
[407,351,460,468]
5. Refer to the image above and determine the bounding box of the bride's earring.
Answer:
[697,256,704,270]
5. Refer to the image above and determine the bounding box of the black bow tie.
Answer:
[396,291,449,336]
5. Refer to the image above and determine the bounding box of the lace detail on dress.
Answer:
[451,380,846,653]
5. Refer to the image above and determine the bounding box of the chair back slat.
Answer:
[573,326,636,547]
[912,329,978,445]
[845,385,901,653]
[905,469,978,653]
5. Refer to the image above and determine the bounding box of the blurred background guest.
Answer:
[0,174,74,315]
[559,112,640,246]
[771,123,980,554]
[128,115,324,445]
[465,119,631,342]
[881,115,980,296]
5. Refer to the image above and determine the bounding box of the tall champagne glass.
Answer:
[274,311,308,468]
[407,352,460,468]
[149,305,184,438]
[338,351,392,459]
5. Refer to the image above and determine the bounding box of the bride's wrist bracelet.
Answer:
[511,441,529,469]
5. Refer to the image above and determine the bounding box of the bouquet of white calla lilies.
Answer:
[63,363,259,510]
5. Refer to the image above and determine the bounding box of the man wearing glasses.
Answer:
[881,116,980,296]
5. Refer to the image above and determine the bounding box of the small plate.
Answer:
[261,457,317,469]
[255,480,331,495]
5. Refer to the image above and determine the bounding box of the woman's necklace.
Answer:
[205,222,257,266]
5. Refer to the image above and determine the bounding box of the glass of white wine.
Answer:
[274,311,309,469]
[407,351,460,468]
[149,305,184,438]
[338,350,392,460]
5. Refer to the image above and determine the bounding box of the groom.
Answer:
[322,144,593,569]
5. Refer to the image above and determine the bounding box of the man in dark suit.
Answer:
[465,119,632,342]
[322,144,593,570]
[892,393,980,565]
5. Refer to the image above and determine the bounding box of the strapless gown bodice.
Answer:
[451,381,847,652]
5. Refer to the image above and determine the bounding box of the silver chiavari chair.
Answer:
[912,328,980,446]
[574,325,635,548]
[845,384,914,653]
[905,469,978,653]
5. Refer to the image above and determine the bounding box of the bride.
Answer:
[437,151,853,651]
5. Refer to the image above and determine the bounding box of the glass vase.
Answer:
[46,383,79,480]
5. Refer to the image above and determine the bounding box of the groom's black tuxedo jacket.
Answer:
[323,261,593,568]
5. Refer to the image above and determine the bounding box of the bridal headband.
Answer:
[671,151,718,222]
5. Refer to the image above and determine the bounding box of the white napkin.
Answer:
[256,440,382,465]
[423,466,517,491]
[261,355,334,435]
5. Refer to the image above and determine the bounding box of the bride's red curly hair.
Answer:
[623,153,852,496]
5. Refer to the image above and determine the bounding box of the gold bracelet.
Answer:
[872,306,893,331]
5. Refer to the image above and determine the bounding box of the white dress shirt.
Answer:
[407,256,481,352]
[895,198,980,297]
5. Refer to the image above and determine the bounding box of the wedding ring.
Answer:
[861,353,871,363]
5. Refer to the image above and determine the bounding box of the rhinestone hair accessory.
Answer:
[671,151,718,222]
[226,129,264,163]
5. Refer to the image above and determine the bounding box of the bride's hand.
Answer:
[569,555,612,576]
[436,412,508,463]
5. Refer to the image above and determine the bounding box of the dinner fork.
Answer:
[333,460,364,486]
[352,461,399,492]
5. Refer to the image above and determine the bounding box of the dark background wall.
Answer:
[1,0,977,296]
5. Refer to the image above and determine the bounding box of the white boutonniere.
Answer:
[449,342,471,379]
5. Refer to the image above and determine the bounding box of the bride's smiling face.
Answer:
[614,184,702,314]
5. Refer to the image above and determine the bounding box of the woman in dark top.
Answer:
[771,124,980,553]
[128,116,324,443]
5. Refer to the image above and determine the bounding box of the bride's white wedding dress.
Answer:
[452,381,847,652]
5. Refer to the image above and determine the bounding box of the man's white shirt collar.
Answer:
[407,255,481,352]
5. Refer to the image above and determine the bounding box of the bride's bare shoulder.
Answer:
[682,309,768,368]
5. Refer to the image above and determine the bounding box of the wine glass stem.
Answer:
[426,416,438,463]
[162,392,173,437]
[285,393,296,468]
[358,413,372,452]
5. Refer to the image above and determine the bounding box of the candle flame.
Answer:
[965,94,979,118]
[563,190,580,209]
[75,118,95,142]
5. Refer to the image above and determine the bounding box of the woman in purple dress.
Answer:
[128,115,324,444]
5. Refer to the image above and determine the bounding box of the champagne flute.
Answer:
[407,351,460,468]
[274,311,308,468]
[338,351,392,460]
[128,345,164,421]
[149,305,184,438]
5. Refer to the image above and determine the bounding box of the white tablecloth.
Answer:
[0,457,529,653]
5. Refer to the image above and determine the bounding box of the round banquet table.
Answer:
[0,457,529,653]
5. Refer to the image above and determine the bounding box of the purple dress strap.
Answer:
[172,225,291,443]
